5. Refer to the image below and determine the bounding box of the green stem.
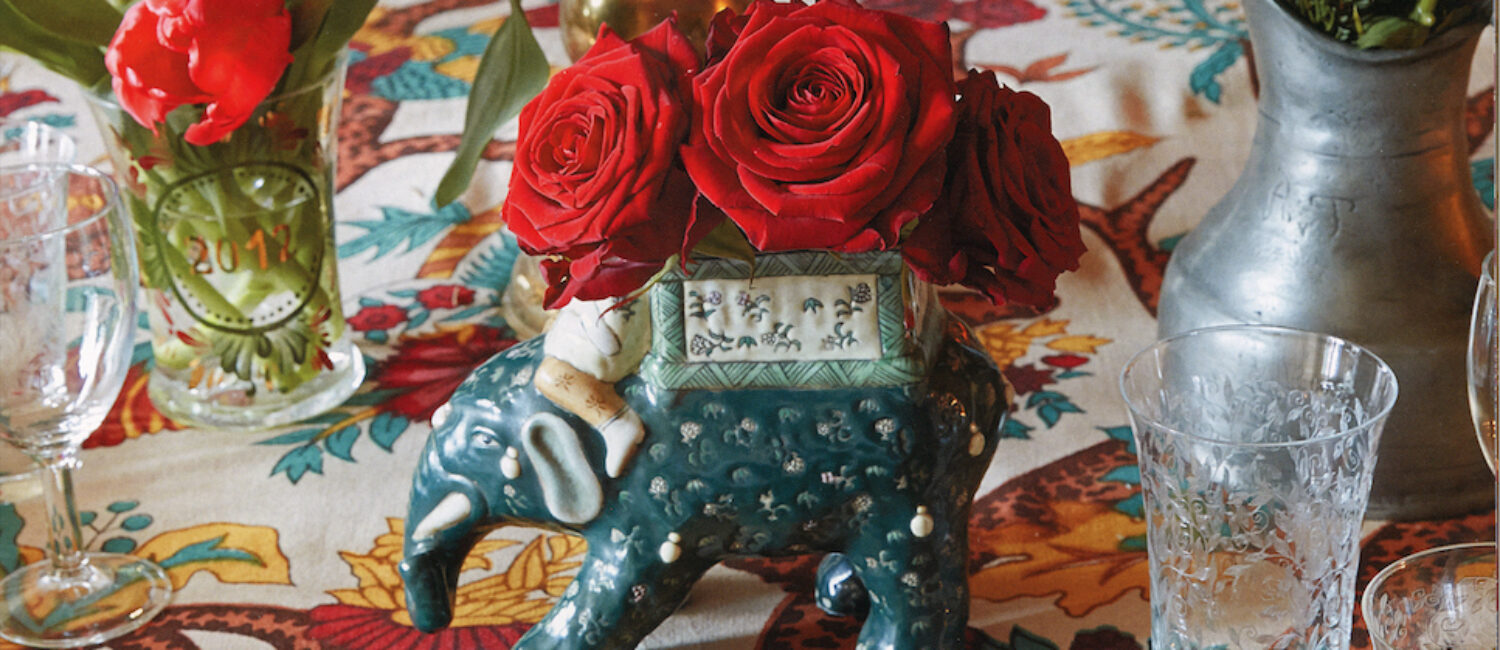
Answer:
[1408,0,1437,25]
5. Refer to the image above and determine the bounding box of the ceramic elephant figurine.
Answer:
[400,321,1007,649]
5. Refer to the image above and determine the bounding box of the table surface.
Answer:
[1,0,1496,648]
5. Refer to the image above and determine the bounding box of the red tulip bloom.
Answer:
[105,0,293,145]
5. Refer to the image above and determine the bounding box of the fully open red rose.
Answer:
[105,0,292,146]
[681,0,957,252]
[904,70,1085,310]
[504,19,703,308]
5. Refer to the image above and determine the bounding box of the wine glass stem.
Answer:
[37,452,89,578]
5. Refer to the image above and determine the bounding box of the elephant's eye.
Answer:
[471,428,503,449]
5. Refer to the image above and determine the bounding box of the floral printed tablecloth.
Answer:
[0,0,1495,648]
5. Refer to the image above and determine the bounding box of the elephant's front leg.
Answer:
[516,543,713,650]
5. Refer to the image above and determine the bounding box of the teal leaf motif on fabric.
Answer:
[101,537,136,554]
[370,413,409,451]
[1101,465,1140,484]
[1189,39,1243,103]
[271,445,325,484]
[1100,424,1137,454]
[156,535,260,570]
[1473,158,1493,210]
[106,500,138,514]
[458,231,520,291]
[1026,390,1084,428]
[1001,417,1033,439]
[1064,0,1246,102]
[324,426,360,462]
[435,25,498,60]
[338,201,471,260]
[0,503,23,574]
[371,62,471,101]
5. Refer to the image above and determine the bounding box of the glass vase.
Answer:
[86,57,364,431]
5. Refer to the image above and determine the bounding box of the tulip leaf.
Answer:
[6,0,121,48]
[307,0,377,72]
[286,0,334,54]
[0,0,108,87]
[282,0,377,91]
[434,0,549,206]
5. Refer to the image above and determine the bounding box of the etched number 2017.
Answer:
[187,225,295,275]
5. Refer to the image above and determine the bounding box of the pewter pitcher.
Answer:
[1156,0,1491,519]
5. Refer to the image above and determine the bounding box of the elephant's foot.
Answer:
[815,553,868,619]
[516,549,712,650]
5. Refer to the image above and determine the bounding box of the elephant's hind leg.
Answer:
[846,518,971,650]
[515,548,713,650]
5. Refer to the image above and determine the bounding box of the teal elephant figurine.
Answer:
[400,320,1007,649]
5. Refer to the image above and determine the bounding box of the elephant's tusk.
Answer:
[410,492,473,541]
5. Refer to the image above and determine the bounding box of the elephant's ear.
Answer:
[521,412,604,525]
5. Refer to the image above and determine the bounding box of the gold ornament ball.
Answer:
[560,0,752,61]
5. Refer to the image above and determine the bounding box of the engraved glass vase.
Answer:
[85,58,364,430]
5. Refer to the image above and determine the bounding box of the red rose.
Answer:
[681,0,957,252]
[348,304,408,331]
[504,19,703,308]
[904,70,1085,310]
[416,285,476,310]
[105,0,293,146]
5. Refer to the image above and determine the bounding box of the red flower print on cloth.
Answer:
[374,326,517,421]
[415,285,477,310]
[348,304,408,331]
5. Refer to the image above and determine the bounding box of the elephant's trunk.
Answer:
[401,438,488,632]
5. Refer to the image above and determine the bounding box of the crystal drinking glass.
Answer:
[0,163,171,647]
[1121,324,1398,650]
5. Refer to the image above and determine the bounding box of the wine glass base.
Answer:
[0,553,172,648]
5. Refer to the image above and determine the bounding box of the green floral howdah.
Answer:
[89,63,352,410]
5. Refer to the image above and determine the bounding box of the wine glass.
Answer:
[0,163,172,647]
[1468,250,1497,474]
[0,119,76,167]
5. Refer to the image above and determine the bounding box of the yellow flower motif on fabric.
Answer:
[970,500,1148,617]
[352,7,457,61]
[977,318,1073,368]
[331,520,588,628]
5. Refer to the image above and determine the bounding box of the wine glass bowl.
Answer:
[1468,250,1497,474]
[1361,542,1498,650]
[0,163,171,647]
